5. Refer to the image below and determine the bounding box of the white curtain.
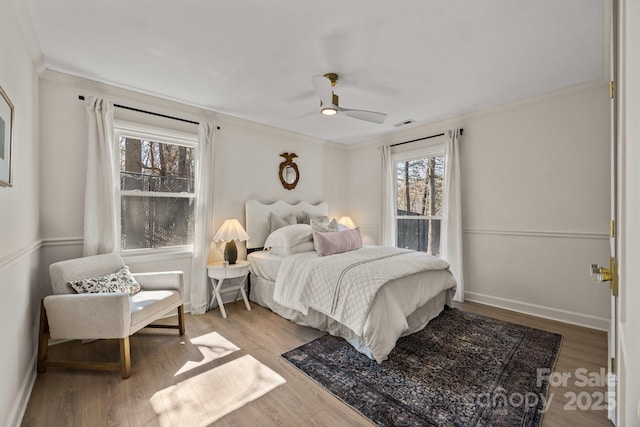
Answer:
[441,128,464,301]
[379,145,396,247]
[190,123,217,314]
[83,97,118,256]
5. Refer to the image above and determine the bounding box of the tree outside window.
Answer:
[395,154,444,256]
[118,134,196,251]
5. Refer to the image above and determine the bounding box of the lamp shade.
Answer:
[338,216,356,229]
[213,219,249,242]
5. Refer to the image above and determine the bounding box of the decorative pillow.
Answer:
[268,212,297,234]
[68,267,141,295]
[268,241,315,256]
[311,218,340,232]
[265,224,313,251]
[301,211,329,225]
[313,228,363,256]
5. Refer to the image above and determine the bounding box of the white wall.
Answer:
[38,71,348,310]
[0,1,41,426]
[347,82,612,329]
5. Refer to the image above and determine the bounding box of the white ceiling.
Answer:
[25,0,605,144]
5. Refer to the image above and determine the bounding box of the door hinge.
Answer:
[611,219,616,238]
[610,81,615,99]
[610,257,619,297]
[611,357,616,374]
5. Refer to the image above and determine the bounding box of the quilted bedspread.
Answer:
[273,247,453,336]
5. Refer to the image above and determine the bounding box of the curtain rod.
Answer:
[390,128,463,147]
[78,95,219,129]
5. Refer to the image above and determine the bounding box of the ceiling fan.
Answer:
[312,73,387,124]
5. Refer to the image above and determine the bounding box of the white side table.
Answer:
[207,260,251,318]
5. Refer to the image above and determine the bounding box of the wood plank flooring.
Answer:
[21,301,612,426]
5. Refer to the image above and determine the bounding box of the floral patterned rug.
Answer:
[282,307,562,427]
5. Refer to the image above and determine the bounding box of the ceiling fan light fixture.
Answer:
[321,106,338,116]
[320,91,340,116]
[312,73,387,123]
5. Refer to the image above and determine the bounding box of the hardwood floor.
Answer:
[455,302,611,427]
[22,301,612,427]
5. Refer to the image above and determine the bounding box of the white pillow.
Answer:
[268,212,297,234]
[264,224,313,251]
[301,211,329,225]
[311,218,339,232]
[268,241,315,256]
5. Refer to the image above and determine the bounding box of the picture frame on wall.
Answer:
[0,85,14,187]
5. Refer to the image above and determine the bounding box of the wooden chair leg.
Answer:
[37,300,49,373]
[177,305,185,335]
[120,336,131,379]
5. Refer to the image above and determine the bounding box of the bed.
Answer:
[245,200,456,362]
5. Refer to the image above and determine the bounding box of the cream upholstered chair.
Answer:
[38,253,185,379]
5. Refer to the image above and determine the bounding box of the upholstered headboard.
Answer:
[245,200,329,249]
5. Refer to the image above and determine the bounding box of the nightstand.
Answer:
[207,260,251,318]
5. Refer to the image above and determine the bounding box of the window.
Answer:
[394,145,445,256]
[115,122,197,251]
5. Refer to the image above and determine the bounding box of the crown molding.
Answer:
[40,69,214,121]
[346,79,609,151]
[215,112,345,149]
[39,69,345,150]
[39,71,607,154]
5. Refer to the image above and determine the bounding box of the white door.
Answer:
[607,85,618,423]
[591,79,619,424]
[590,82,619,424]
[609,1,620,422]
[612,0,640,422]
[589,1,620,422]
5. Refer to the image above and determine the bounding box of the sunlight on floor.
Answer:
[175,331,240,376]
[150,354,286,426]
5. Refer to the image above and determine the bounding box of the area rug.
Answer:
[282,307,562,427]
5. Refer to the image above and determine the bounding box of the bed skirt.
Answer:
[250,273,451,361]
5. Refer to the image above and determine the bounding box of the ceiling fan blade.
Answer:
[311,75,333,105]
[311,73,386,123]
[339,107,387,124]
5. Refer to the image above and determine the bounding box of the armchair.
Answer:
[38,253,185,379]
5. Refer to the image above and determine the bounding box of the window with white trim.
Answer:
[393,144,445,256]
[115,122,197,252]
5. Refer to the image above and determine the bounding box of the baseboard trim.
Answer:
[11,301,193,426]
[463,228,609,240]
[7,352,37,427]
[464,291,609,331]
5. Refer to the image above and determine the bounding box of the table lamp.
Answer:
[338,216,356,229]
[213,219,250,264]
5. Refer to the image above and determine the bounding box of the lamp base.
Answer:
[224,240,238,264]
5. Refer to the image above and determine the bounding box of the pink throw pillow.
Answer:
[313,228,363,256]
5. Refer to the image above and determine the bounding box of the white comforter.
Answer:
[273,247,454,337]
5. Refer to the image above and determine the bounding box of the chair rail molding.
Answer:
[462,228,609,240]
[0,240,42,271]
[41,237,84,247]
